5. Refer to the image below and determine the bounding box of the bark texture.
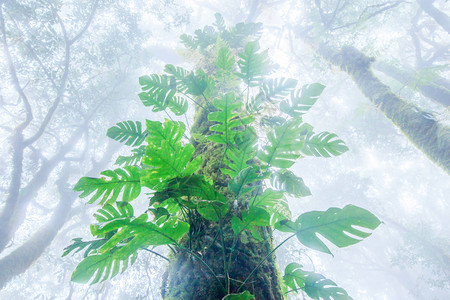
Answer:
[373,61,450,107]
[161,106,284,299]
[310,41,450,173]
[416,0,450,34]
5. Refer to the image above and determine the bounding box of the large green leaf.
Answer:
[228,166,260,198]
[138,74,176,112]
[71,250,137,284]
[107,121,148,147]
[216,46,235,72]
[280,83,325,117]
[150,175,228,222]
[142,141,201,190]
[302,131,349,158]
[258,118,309,168]
[62,238,107,258]
[90,203,134,237]
[98,214,189,253]
[276,205,381,255]
[115,145,146,167]
[145,119,185,148]
[231,206,270,240]
[270,169,311,197]
[253,188,291,224]
[221,128,257,178]
[283,263,352,300]
[74,166,141,205]
[262,77,297,102]
[236,41,270,86]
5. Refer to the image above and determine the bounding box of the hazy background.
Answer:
[0,0,449,299]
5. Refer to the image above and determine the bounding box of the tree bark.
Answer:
[161,107,284,299]
[373,61,450,107]
[416,0,450,35]
[303,39,450,174]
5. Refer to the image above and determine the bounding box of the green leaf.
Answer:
[213,13,226,32]
[139,74,176,112]
[280,83,325,117]
[62,238,107,258]
[279,205,381,255]
[139,73,188,116]
[236,41,270,86]
[168,96,189,116]
[231,206,270,236]
[207,92,251,145]
[107,121,148,146]
[142,142,201,190]
[115,145,146,166]
[90,203,134,237]
[221,128,257,178]
[262,78,297,102]
[98,214,189,254]
[216,46,235,72]
[150,175,228,222]
[270,169,311,197]
[71,250,137,284]
[253,188,291,224]
[228,166,260,197]
[302,131,349,158]
[145,119,185,148]
[197,199,229,222]
[223,22,263,48]
[258,118,309,168]
[222,290,255,300]
[283,263,352,300]
[74,166,141,205]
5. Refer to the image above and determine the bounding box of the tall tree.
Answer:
[0,0,148,288]
[292,0,450,173]
[64,16,380,299]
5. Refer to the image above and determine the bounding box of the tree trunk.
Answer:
[416,0,450,34]
[161,107,284,299]
[302,39,450,174]
[373,61,450,107]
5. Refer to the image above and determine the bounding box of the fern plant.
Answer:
[64,15,379,300]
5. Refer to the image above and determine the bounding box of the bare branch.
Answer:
[0,4,32,131]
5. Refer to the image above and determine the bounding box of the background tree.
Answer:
[0,1,449,299]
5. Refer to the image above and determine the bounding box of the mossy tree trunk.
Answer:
[372,61,450,107]
[302,38,450,174]
[161,107,284,299]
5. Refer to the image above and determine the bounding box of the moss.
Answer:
[315,42,450,173]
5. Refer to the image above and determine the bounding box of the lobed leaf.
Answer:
[73,166,141,205]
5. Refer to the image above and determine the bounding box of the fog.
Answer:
[0,1,449,299]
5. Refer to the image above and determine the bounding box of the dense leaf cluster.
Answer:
[64,15,379,300]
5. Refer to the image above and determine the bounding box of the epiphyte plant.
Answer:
[64,13,380,300]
